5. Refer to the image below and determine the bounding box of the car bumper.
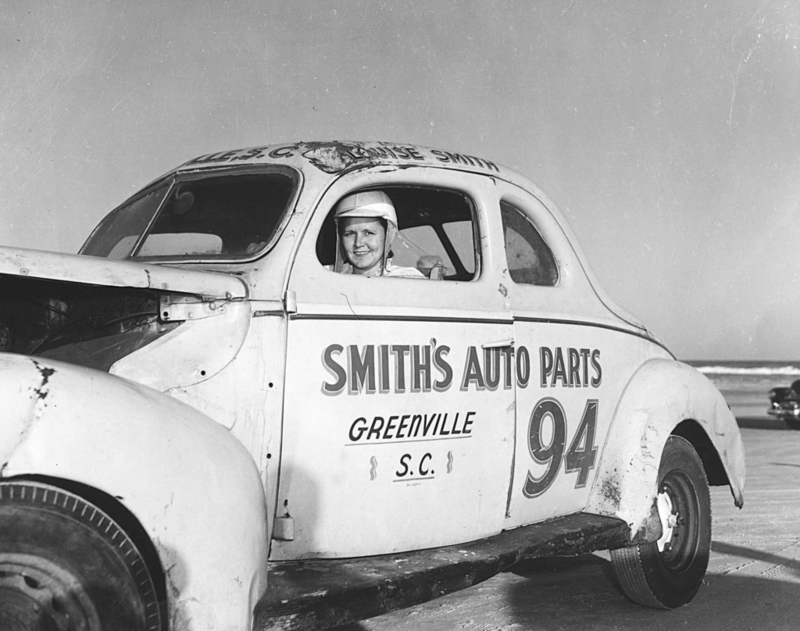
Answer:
[768,406,800,419]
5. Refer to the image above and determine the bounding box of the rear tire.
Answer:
[0,481,163,631]
[610,436,710,609]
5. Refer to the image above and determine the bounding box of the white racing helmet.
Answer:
[333,191,398,273]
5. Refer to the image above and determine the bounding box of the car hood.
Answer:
[0,245,248,299]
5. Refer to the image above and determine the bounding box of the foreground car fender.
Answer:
[0,353,268,631]
[586,358,745,539]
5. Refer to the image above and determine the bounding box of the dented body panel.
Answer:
[586,359,745,537]
[0,354,268,631]
[0,140,745,629]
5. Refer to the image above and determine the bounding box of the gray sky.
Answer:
[1,1,799,360]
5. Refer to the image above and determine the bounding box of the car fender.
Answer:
[0,353,268,631]
[586,358,745,540]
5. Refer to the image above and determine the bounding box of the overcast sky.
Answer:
[1,1,799,360]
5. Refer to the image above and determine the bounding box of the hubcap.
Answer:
[655,490,677,553]
[654,470,700,573]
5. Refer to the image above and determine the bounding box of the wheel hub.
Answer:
[655,489,677,552]
[0,554,100,631]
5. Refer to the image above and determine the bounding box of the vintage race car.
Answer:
[768,380,800,429]
[0,141,745,630]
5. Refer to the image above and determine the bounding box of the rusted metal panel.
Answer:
[255,513,629,631]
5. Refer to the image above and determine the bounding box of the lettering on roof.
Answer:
[186,141,500,175]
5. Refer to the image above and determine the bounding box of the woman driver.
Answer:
[332,191,424,278]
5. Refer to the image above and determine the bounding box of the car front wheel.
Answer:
[0,481,164,631]
[610,435,711,609]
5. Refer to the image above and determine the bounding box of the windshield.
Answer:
[81,167,299,260]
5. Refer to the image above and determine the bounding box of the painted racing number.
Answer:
[523,398,598,498]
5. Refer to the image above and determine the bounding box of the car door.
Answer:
[498,184,664,529]
[272,167,516,560]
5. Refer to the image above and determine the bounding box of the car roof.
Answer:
[140,140,657,342]
[173,140,512,181]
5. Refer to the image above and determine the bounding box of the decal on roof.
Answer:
[186,141,500,175]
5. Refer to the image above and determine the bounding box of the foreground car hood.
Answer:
[0,245,247,299]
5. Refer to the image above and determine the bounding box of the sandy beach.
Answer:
[689,360,800,424]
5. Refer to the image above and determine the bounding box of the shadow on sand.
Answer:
[337,542,800,630]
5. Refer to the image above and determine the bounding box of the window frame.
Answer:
[80,165,303,264]
[315,184,482,282]
[500,200,560,287]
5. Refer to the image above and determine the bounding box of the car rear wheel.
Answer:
[0,481,163,631]
[610,436,710,609]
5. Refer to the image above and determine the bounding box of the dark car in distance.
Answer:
[768,380,800,429]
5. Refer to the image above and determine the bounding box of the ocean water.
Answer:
[686,360,800,419]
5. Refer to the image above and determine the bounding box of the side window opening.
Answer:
[501,201,559,286]
[316,186,478,281]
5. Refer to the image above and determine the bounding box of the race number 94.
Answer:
[523,398,598,498]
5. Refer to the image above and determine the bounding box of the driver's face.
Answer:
[340,217,386,276]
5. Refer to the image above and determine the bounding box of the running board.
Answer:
[254,512,629,630]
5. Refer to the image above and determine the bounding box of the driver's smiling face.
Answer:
[340,217,386,276]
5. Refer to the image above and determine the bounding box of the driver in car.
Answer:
[332,191,424,278]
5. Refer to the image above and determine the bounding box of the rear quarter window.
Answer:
[501,201,559,286]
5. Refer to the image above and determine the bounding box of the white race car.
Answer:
[0,141,745,631]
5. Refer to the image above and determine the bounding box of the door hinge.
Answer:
[284,290,297,314]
